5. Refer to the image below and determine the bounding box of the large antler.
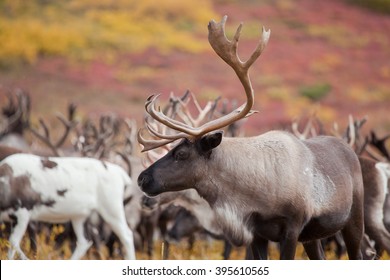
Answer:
[138,16,270,151]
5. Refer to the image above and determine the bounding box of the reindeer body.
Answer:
[139,131,364,259]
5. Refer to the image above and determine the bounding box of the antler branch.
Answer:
[29,103,78,156]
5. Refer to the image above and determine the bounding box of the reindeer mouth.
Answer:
[142,188,162,198]
[137,172,163,197]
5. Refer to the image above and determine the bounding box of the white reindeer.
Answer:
[0,153,136,260]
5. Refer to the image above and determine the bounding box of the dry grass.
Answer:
[1,230,389,260]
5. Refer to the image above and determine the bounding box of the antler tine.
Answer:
[175,93,196,126]
[176,93,215,127]
[124,118,137,142]
[193,101,214,127]
[29,118,61,157]
[54,111,78,148]
[346,115,369,149]
[206,96,222,121]
[166,90,191,116]
[292,116,315,140]
[208,15,270,72]
[146,122,188,140]
[347,115,356,148]
[145,94,200,136]
[137,127,178,152]
[331,122,341,138]
[292,119,303,140]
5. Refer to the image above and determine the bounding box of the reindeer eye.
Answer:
[175,150,189,161]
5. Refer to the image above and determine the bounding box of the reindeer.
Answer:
[154,189,236,259]
[137,16,364,260]
[162,205,203,256]
[359,158,390,258]
[0,153,136,260]
[344,117,390,258]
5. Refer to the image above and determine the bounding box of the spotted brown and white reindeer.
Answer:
[137,16,364,260]
[0,153,136,260]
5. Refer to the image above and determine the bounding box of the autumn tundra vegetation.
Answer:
[1,0,390,259]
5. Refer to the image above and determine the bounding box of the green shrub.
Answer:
[299,83,332,102]
[347,0,390,14]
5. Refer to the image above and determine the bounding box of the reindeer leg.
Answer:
[100,212,136,260]
[222,240,232,260]
[341,211,364,259]
[70,218,92,260]
[342,225,363,260]
[341,184,364,260]
[162,240,170,260]
[145,218,155,258]
[27,222,37,255]
[8,210,30,260]
[108,222,135,260]
[334,231,347,259]
[302,240,325,260]
[279,226,301,260]
[247,236,268,260]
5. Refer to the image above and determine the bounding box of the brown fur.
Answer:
[0,163,55,210]
[0,145,23,161]
[57,189,68,196]
[41,158,58,169]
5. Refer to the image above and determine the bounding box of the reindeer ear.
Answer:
[199,131,223,154]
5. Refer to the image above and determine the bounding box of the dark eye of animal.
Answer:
[175,150,189,161]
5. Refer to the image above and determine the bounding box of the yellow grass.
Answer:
[1,231,389,260]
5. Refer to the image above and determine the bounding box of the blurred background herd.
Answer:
[0,0,390,259]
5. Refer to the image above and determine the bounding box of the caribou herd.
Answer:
[1,16,390,260]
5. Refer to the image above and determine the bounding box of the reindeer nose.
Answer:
[137,172,150,188]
